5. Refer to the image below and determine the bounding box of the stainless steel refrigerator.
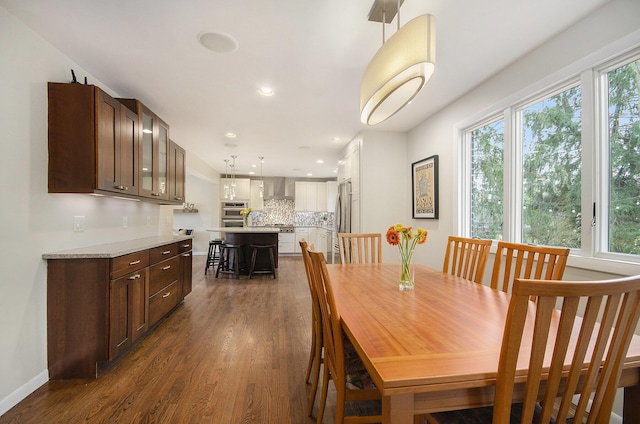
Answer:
[335,181,351,235]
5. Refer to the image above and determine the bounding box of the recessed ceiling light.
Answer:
[248,171,255,175]
[224,143,237,148]
[316,159,324,164]
[333,169,338,173]
[251,164,257,168]
[307,173,313,176]
[225,132,237,138]
[332,137,341,143]
[199,31,239,53]
[258,87,274,96]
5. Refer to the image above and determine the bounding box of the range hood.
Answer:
[262,177,295,200]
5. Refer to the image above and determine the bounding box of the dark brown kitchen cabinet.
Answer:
[119,99,170,201]
[109,269,148,359]
[46,237,192,380]
[169,140,186,203]
[48,82,139,197]
[48,82,185,204]
[148,254,180,326]
[179,240,193,297]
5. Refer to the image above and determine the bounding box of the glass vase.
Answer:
[243,216,249,227]
[399,252,415,291]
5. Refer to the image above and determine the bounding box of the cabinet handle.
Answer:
[162,265,171,270]
[151,192,161,197]
[114,185,125,190]
[162,250,171,255]
[128,274,141,280]
[174,196,183,201]
[182,244,190,248]
[129,260,141,265]
[162,292,171,298]
[182,253,191,257]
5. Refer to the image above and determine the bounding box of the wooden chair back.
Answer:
[299,239,324,417]
[490,241,569,293]
[307,248,381,423]
[493,275,640,424]
[442,236,492,284]
[337,233,382,265]
[308,249,345,393]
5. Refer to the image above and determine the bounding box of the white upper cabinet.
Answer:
[295,181,328,211]
[220,177,250,200]
[249,180,264,210]
[326,181,337,213]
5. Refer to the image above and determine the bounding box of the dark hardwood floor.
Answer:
[0,255,339,423]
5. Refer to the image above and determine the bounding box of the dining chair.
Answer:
[307,248,382,424]
[490,241,570,293]
[442,236,492,284]
[299,239,324,418]
[424,274,640,424]
[337,233,383,265]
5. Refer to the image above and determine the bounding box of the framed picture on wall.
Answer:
[412,155,439,219]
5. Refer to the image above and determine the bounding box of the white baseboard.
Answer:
[0,370,48,417]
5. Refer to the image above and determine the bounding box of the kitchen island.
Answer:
[207,227,280,269]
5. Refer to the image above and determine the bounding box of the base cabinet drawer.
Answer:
[149,256,180,294]
[149,281,179,326]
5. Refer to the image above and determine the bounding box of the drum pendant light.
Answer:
[360,0,435,126]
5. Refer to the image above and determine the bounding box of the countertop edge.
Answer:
[42,235,193,260]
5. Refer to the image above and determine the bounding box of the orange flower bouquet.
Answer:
[386,224,428,290]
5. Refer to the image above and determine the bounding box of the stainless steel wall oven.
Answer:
[221,201,248,227]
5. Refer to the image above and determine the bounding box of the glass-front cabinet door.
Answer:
[137,104,169,200]
[139,110,155,197]
[157,120,169,200]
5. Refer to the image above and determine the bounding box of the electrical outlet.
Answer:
[73,216,85,232]
[122,216,128,228]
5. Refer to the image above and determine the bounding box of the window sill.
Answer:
[566,254,640,277]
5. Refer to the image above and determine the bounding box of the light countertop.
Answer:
[42,235,193,259]
[207,227,281,233]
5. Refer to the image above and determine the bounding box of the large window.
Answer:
[607,58,640,255]
[470,119,504,240]
[521,86,582,248]
[464,51,640,263]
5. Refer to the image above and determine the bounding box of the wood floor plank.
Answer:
[0,256,340,423]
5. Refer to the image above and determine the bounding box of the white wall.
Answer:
[171,154,220,256]
[358,131,411,261]
[0,5,217,415]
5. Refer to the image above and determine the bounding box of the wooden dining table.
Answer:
[326,262,640,424]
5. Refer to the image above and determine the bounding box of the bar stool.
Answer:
[204,238,224,275]
[215,243,246,279]
[248,244,277,279]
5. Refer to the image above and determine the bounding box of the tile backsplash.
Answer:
[250,199,334,227]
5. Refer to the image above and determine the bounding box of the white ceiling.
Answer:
[2,0,610,178]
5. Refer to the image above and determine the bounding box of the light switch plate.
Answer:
[73,216,85,232]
